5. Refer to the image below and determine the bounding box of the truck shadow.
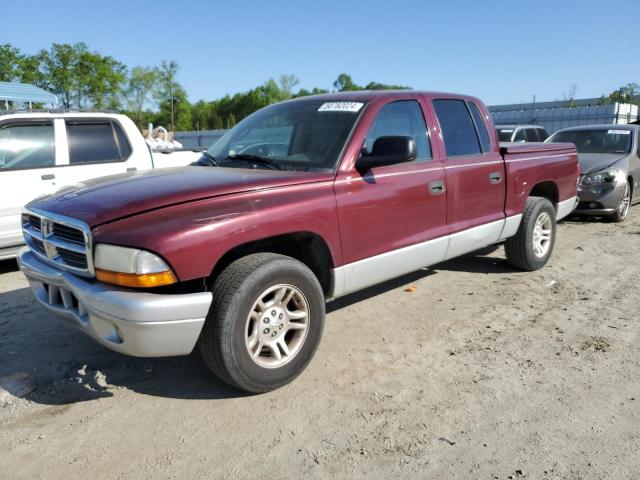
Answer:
[0,287,247,406]
[0,248,514,407]
[0,258,19,274]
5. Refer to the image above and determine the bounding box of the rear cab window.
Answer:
[365,100,431,161]
[433,99,482,157]
[0,122,55,171]
[66,120,132,165]
[497,128,514,142]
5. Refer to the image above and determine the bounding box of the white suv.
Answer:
[0,112,160,259]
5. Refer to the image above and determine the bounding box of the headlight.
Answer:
[581,167,622,185]
[94,244,177,288]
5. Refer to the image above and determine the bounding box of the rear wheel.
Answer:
[505,196,556,271]
[198,253,325,393]
[606,181,631,223]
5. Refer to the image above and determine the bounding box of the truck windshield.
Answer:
[496,128,514,142]
[547,129,632,154]
[207,99,366,171]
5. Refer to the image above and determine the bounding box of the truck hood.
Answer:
[578,153,626,174]
[28,166,333,227]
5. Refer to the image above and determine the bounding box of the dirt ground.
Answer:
[1,211,639,480]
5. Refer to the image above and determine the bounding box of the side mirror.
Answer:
[356,136,416,171]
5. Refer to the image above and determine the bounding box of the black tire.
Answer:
[605,181,631,223]
[505,196,556,271]
[197,253,325,393]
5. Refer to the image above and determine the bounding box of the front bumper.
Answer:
[574,183,626,216]
[18,248,212,357]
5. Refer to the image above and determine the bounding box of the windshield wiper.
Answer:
[227,154,283,170]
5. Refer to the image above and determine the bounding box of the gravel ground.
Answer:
[1,212,639,479]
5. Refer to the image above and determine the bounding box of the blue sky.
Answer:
[2,0,638,105]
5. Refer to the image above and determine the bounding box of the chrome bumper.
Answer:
[17,248,212,357]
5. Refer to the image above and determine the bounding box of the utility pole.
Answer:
[170,67,174,132]
[530,94,536,123]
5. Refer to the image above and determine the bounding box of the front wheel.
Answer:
[198,253,325,393]
[606,181,631,223]
[505,196,557,271]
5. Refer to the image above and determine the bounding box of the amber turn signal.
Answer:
[96,268,177,288]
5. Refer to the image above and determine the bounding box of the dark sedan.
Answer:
[546,125,640,222]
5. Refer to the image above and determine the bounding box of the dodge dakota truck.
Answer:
[17,91,579,393]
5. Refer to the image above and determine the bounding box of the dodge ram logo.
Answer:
[41,218,57,260]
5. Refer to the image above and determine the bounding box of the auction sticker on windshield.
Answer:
[607,129,630,135]
[318,102,364,112]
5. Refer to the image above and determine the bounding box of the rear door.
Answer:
[54,118,140,188]
[432,99,506,258]
[0,120,59,252]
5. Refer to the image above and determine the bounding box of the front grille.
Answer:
[57,248,88,269]
[27,215,41,232]
[52,223,85,245]
[22,209,94,277]
[31,238,46,255]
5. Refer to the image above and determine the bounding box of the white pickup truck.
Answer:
[0,111,200,259]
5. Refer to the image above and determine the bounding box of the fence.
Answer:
[489,102,638,134]
[174,129,228,149]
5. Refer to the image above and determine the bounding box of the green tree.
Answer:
[0,43,23,81]
[364,81,410,90]
[608,83,640,105]
[278,74,300,99]
[333,73,361,92]
[39,43,86,108]
[125,66,159,128]
[75,50,126,108]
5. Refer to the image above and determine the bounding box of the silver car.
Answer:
[546,125,640,222]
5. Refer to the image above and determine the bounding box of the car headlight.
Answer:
[94,244,177,288]
[581,167,622,185]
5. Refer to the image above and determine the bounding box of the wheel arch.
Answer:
[528,181,559,205]
[208,231,334,295]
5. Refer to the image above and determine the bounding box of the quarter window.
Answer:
[513,129,526,142]
[525,129,539,142]
[433,99,482,156]
[468,102,491,152]
[67,121,131,164]
[365,100,431,161]
[0,123,55,171]
[537,128,549,141]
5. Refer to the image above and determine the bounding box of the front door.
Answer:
[0,120,59,252]
[334,99,447,294]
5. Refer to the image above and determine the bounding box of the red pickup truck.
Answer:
[18,91,578,392]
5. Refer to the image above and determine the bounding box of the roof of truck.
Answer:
[554,124,639,133]
[495,124,547,130]
[285,90,483,103]
[0,110,126,121]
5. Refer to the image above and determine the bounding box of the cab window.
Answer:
[66,121,131,164]
[433,99,482,156]
[0,123,55,171]
[364,100,431,161]
[513,129,526,142]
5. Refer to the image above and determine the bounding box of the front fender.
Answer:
[92,181,342,281]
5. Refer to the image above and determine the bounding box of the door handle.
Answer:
[41,174,55,180]
[429,180,446,195]
[126,167,137,172]
[489,171,502,184]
